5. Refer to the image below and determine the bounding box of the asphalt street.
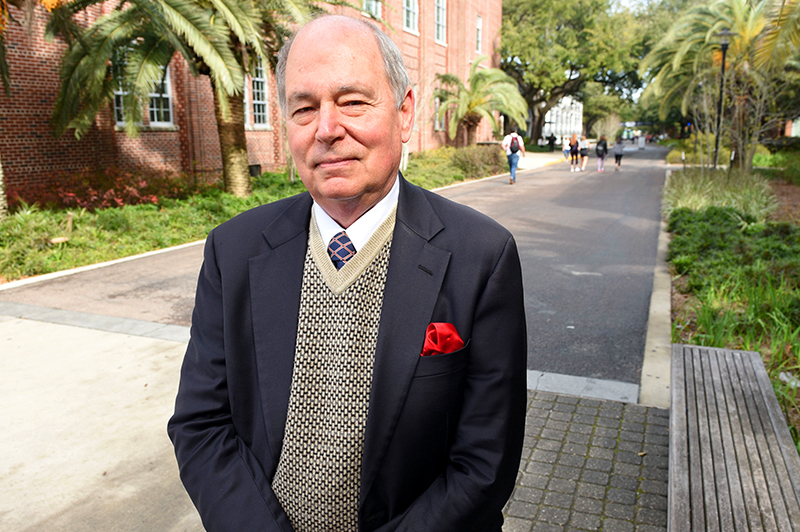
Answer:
[437,145,669,384]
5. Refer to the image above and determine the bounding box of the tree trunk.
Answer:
[530,106,546,143]
[212,88,252,197]
[467,125,478,146]
[0,151,8,218]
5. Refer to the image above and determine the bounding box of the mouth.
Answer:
[314,154,358,170]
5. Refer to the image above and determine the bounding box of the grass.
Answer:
[665,171,800,452]
[662,167,778,223]
[0,145,508,282]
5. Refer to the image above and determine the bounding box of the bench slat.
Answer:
[668,344,690,532]
[750,350,800,526]
[698,349,734,531]
[687,346,709,531]
[707,348,747,530]
[716,352,764,532]
[738,352,798,530]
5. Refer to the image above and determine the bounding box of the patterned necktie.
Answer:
[328,231,356,270]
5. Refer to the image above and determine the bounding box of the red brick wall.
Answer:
[0,4,117,197]
[0,0,502,201]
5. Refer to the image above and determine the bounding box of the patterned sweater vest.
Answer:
[271,208,396,532]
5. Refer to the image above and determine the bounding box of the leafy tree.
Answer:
[47,0,312,197]
[500,0,643,140]
[433,55,527,146]
[580,81,630,137]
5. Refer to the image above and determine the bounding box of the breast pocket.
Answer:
[413,339,470,378]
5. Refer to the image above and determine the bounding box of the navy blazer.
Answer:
[168,176,527,531]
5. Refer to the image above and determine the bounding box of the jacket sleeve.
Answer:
[167,232,294,532]
[378,234,528,532]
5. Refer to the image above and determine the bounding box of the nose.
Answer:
[315,102,345,144]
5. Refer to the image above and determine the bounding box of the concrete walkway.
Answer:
[0,150,670,531]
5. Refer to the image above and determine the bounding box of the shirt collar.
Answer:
[313,175,400,252]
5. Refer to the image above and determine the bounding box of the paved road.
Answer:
[437,145,668,384]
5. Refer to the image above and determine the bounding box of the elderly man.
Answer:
[168,15,527,532]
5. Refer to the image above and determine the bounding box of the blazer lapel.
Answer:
[360,177,451,505]
[249,193,313,466]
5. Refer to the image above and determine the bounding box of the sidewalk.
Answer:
[518,151,567,171]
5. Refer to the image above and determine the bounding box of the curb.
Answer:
[0,240,205,292]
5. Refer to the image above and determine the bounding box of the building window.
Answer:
[363,0,381,18]
[435,0,447,44]
[476,16,482,53]
[434,97,444,131]
[404,0,418,33]
[114,89,125,125]
[148,67,173,126]
[251,60,268,126]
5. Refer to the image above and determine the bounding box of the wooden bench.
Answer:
[669,344,800,531]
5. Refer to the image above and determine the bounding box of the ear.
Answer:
[399,86,415,144]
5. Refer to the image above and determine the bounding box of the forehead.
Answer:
[285,20,384,90]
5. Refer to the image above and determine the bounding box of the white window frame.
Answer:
[403,0,418,34]
[148,66,174,127]
[476,16,482,53]
[434,97,444,131]
[363,0,381,18]
[114,88,126,126]
[435,0,447,44]
[251,59,269,127]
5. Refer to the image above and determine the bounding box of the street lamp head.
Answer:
[716,28,737,48]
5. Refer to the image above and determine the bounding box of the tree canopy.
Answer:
[500,0,644,140]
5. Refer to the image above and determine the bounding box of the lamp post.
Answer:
[714,28,736,169]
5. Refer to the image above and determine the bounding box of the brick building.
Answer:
[0,0,502,202]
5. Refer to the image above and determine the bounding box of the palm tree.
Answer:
[757,0,800,68]
[433,55,528,147]
[640,0,780,171]
[48,0,310,197]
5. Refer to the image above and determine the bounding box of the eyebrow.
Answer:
[286,83,377,109]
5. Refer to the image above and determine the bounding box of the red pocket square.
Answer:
[420,322,465,357]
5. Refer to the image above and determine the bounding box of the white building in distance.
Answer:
[541,96,583,140]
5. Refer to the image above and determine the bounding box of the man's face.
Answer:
[283,18,415,224]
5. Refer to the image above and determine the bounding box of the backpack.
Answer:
[509,136,520,153]
[596,139,607,156]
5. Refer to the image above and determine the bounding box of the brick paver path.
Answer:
[503,391,670,532]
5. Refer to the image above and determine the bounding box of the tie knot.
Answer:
[328,231,356,270]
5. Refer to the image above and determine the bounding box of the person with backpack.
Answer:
[502,128,526,185]
[595,135,608,172]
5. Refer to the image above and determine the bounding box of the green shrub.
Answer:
[662,168,778,223]
[450,145,507,180]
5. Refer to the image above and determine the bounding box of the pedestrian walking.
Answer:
[547,133,556,152]
[569,134,579,172]
[562,136,571,160]
[613,136,625,171]
[595,135,608,172]
[579,135,590,172]
[502,128,526,184]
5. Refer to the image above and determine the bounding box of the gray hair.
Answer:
[276,15,412,117]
